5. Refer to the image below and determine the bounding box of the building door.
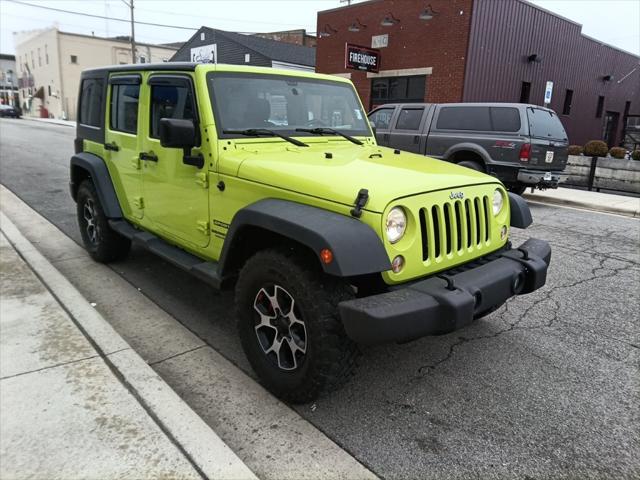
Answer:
[140,74,210,249]
[602,111,620,147]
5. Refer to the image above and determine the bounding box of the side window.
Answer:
[490,107,521,132]
[395,108,424,130]
[110,84,140,134]
[436,106,491,131]
[150,84,196,138]
[79,79,104,127]
[368,108,394,130]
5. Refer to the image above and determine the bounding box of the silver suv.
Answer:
[368,103,568,194]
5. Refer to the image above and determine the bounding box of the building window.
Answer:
[596,96,605,118]
[31,51,34,69]
[244,53,251,63]
[70,55,78,64]
[38,48,42,67]
[45,45,49,64]
[520,82,531,103]
[623,101,631,119]
[370,75,426,108]
[562,89,573,115]
[47,85,51,97]
[139,56,146,64]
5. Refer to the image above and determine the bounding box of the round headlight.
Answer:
[386,207,407,244]
[492,189,504,216]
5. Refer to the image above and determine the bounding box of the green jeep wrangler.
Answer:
[70,63,551,403]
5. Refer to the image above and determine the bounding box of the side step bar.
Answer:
[109,219,222,289]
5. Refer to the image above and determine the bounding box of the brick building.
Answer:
[316,0,640,146]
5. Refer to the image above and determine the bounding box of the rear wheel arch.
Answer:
[447,150,487,171]
[69,152,122,218]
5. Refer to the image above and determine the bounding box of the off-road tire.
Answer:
[235,248,359,403]
[77,179,131,263]
[457,160,484,172]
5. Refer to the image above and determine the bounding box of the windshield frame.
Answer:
[206,71,373,141]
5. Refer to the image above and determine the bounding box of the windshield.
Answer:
[527,107,568,141]
[208,72,371,137]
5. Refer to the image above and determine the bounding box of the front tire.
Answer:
[77,179,130,263]
[235,249,358,403]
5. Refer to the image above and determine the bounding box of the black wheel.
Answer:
[77,180,130,263]
[235,249,359,403]
[457,160,484,172]
[508,184,528,195]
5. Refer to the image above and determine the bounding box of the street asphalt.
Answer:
[1,118,638,479]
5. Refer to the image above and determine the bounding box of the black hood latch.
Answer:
[350,189,369,218]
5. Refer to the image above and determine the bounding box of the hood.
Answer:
[223,139,498,213]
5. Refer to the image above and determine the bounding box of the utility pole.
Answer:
[121,0,136,63]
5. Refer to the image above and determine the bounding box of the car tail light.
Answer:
[519,143,531,162]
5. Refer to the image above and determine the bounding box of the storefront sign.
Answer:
[345,43,380,73]
[544,81,553,105]
[191,43,217,63]
[371,34,389,49]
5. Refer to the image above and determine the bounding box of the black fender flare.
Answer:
[219,199,392,278]
[69,152,123,218]
[444,143,492,166]
[508,192,532,229]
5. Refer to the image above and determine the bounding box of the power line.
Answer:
[5,0,198,31]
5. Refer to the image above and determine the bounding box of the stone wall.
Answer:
[565,155,640,194]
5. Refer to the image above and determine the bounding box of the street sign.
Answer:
[544,81,553,105]
[345,43,380,73]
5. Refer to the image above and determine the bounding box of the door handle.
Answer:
[413,135,419,144]
[104,142,119,152]
[139,152,158,162]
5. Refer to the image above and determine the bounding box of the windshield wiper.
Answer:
[222,129,308,147]
[295,127,364,145]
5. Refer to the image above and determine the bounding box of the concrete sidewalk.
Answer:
[524,187,640,218]
[0,215,256,480]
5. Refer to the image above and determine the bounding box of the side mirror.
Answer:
[159,118,204,168]
[159,118,196,149]
[369,120,377,136]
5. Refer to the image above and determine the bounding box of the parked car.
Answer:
[369,103,569,194]
[70,64,551,402]
[0,104,22,118]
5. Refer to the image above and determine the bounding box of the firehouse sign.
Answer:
[345,43,380,73]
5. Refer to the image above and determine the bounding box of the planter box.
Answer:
[565,155,640,194]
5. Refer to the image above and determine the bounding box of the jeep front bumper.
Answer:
[338,238,551,344]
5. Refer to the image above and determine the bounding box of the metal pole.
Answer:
[130,0,136,64]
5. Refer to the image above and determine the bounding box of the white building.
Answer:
[14,28,179,120]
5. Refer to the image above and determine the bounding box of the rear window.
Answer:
[436,106,521,132]
[79,78,104,127]
[527,108,568,140]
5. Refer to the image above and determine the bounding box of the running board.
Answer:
[109,219,222,289]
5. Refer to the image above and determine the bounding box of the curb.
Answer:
[14,117,76,128]
[0,211,258,480]
[524,193,640,218]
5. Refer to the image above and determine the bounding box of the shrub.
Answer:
[583,140,608,157]
[609,147,626,159]
[568,145,584,155]
[631,150,640,161]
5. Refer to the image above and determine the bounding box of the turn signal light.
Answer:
[320,248,333,264]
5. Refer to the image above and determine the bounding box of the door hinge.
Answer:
[195,172,208,189]
[196,220,210,235]
[131,156,141,170]
[133,196,144,209]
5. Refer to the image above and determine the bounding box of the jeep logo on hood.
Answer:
[449,191,464,200]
